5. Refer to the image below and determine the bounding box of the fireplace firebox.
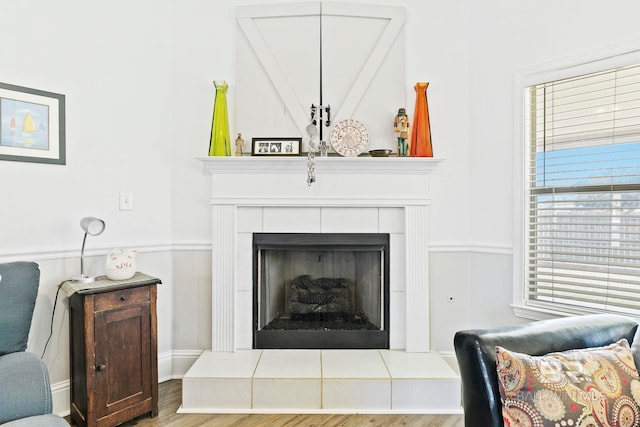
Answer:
[253,233,390,349]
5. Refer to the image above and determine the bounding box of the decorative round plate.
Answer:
[329,119,369,157]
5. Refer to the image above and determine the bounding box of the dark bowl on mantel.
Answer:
[368,149,392,157]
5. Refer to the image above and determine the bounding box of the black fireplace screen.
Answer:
[253,233,390,349]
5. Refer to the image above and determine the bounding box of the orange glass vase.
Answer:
[409,82,433,157]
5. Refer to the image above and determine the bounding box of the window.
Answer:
[525,63,640,315]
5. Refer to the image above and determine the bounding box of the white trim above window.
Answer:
[514,41,640,320]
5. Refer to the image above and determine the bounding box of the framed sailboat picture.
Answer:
[0,82,65,164]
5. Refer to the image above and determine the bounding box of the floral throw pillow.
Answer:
[495,339,640,427]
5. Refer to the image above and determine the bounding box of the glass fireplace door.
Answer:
[253,233,390,349]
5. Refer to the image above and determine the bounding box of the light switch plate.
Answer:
[119,192,133,211]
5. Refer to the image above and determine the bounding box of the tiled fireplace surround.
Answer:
[180,157,461,413]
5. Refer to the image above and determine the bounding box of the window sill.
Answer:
[511,303,599,322]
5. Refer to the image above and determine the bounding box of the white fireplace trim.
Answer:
[198,156,442,175]
[208,197,431,207]
[200,157,443,353]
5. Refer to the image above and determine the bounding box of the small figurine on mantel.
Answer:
[235,133,244,156]
[393,108,410,156]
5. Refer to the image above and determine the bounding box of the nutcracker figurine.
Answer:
[393,108,410,156]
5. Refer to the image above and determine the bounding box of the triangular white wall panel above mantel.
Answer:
[235,2,406,153]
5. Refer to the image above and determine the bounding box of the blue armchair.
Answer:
[0,262,67,426]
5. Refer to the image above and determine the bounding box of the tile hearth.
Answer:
[179,350,461,414]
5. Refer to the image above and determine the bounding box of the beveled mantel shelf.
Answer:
[197,156,445,175]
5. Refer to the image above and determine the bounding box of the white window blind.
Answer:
[526,63,640,314]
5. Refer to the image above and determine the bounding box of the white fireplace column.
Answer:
[404,204,430,352]
[211,204,236,351]
[200,157,443,352]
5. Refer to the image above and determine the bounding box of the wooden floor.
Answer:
[68,380,464,426]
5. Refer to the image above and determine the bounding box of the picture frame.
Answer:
[251,137,301,156]
[0,82,66,165]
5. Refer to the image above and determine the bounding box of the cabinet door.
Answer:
[94,304,152,419]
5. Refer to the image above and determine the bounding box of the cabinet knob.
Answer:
[96,363,107,372]
[119,295,127,301]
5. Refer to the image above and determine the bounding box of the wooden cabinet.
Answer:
[68,274,161,427]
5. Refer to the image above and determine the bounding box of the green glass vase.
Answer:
[208,81,231,156]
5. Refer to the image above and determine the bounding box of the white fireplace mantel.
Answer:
[198,156,443,174]
[199,156,443,206]
[199,156,443,352]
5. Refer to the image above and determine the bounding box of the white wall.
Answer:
[0,1,176,254]
[2,0,640,415]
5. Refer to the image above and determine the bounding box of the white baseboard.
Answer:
[52,379,70,417]
[439,350,459,375]
[170,349,204,379]
[158,350,173,382]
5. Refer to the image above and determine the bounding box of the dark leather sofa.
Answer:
[453,313,640,427]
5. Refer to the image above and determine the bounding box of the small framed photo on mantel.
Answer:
[251,137,301,156]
